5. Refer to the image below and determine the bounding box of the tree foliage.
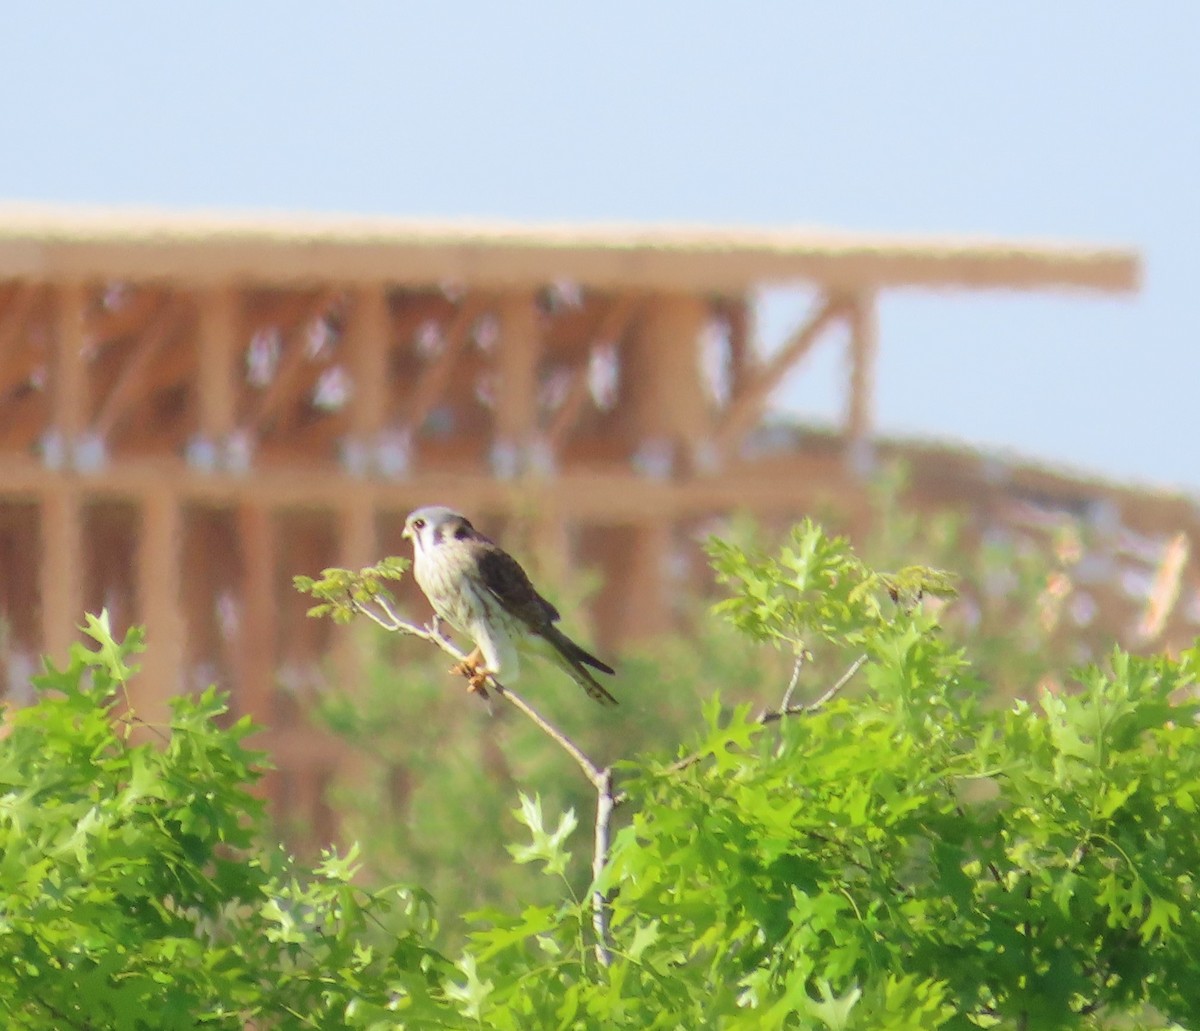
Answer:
[0,614,458,1029]
[303,519,1200,1029]
[6,520,1200,1028]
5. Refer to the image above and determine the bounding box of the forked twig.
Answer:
[354,594,616,964]
[666,652,869,775]
[759,653,868,724]
[776,652,806,713]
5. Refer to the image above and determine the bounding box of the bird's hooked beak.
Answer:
[401,526,413,543]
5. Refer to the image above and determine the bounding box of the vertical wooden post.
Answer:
[0,504,41,696]
[337,495,377,575]
[531,505,572,582]
[611,522,674,641]
[137,488,184,723]
[329,491,378,826]
[197,284,239,443]
[236,504,277,722]
[625,294,709,448]
[845,291,877,461]
[52,281,89,444]
[347,285,390,440]
[39,486,83,661]
[40,283,88,658]
[334,491,377,693]
[614,295,706,641]
[493,292,540,457]
[336,288,388,695]
[723,297,753,403]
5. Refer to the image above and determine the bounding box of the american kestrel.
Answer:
[401,506,617,705]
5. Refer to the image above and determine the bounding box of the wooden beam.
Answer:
[493,292,540,445]
[0,279,46,400]
[0,393,47,452]
[593,294,639,347]
[336,499,377,576]
[405,296,486,433]
[39,485,83,660]
[112,342,199,420]
[196,284,239,442]
[720,297,753,400]
[612,522,674,639]
[244,290,338,432]
[623,293,709,446]
[136,487,184,723]
[545,367,595,451]
[0,355,42,408]
[1137,532,1189,643]
[93,295,184,438]
[0,282,40,353]
[345,285,391,438]
[0,205,1141,294]
[389,292,456,348]
[85,287,162,349]
[545,296,639,450]
[845,291,877,450]
[333,498,377,694]
[0,449,855,525]
[715,294,844,454]
[531,506,571,582]
[52,281,89,443]
[11,446,1186,536]
[236,503,277,722]
[0,504,40,684]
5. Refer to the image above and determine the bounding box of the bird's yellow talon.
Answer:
[449,649,491,698]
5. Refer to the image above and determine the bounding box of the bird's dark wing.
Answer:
[475,544,559,628]
[474,540,617,703]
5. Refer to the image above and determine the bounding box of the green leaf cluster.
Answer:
[442,527,1200,1028]
[0,613,458,1029]
[294,556,410,624]
[16,514,1200,1028]
[708,518,955,654]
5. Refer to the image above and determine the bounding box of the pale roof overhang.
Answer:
[0,203,1139,294]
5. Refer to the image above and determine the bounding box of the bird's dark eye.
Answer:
[413,518,426,530]
[454,526,470,540]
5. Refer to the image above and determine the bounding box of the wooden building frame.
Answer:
[0,203,1142,824]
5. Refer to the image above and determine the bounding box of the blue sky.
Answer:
[3,4,1196,490]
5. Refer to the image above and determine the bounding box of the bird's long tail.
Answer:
[541,626,618,705]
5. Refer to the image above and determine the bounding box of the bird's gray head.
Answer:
[402,506,476,556]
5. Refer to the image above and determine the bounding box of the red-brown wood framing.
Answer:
[0,203,1149,829]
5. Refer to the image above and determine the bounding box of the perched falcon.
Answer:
[401,506,617,705]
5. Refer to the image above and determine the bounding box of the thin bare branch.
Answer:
[773,652,806,717]
[357,596,610,784]
[592,767,615,967]
[349,591,614,962]
[665,653,869,776]
[760,653,867,724]
[492,681,606,791]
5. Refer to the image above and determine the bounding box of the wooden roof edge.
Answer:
[752,422,1198,517]
[0,201,1141,294]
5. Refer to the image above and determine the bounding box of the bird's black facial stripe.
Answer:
[454,525,470,540]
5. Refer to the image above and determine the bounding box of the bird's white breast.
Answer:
[414,539,523,678]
